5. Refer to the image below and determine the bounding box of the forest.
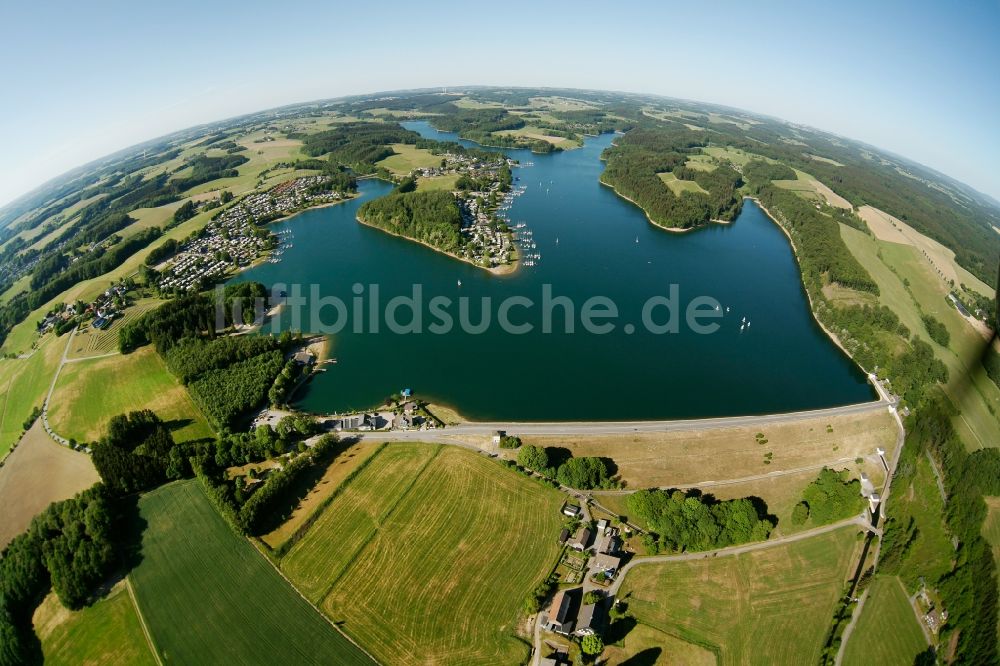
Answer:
[357,189,464,255]
[600,128,743,229]
[297,121,422,173]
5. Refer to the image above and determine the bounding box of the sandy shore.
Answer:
[356,215,519,277]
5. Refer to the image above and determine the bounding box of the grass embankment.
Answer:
[129,480,374,665]
[282,443,565,666]
[616,526,861,665]
[519,409,896,490]
[32,582,156,666]
[48,346,213,444]
[842,576,927,666]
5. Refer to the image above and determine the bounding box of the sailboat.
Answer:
[726,306,730,313]
[746,320,751,328]
[457,279,462,287]
[740,323,745,332]
[635,236,639,244]
[555,237,559,244]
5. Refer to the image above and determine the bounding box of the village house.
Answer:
[569,527,591,552]
[590,553,622,579]
[574,602,604,637]
[544,589,575,635]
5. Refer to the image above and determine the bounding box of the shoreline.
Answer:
[746,196,861,366]
[355,214,519,277]
[598,179,738,233]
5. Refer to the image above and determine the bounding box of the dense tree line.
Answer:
[879,395,998,665]
[514,445,616,490]
[754,184,878,293]
[118,282,269,353]
[0,484,121,665]
[170,154,248,192]
[195,434,341,536]
[921,313,950,347]
[742,159,797,184]
[145,237,179,265]
[24,228,161,313]
[188,350,285,429]
[91,410,183,494]
[430,108,525,135]
[297,122,421,173]
[793,468,865,525]
[358,190,464,254]
[600,128,742,229]
[164,335,284,384]
[626,489,774,553]
[119,293,216,353]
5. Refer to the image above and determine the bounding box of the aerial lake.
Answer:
[230,121,874,420]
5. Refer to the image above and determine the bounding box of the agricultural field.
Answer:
[129,480,374,665]
[518,409,896,490]
[684,154,717,172]
[47,345,213,444]
[0,420,98,548]
[118,202,184,239]
[773,169,852,208]
[839,220,1000,451]
[284,443,566,665]
[32,582,156,666]
[494,125,582,148]
[617,526,861,665]
[842,576,927,666]
[0,334,62,456]
[259,439,383,549]
[281,443,442,599]
[657,171,708,196]
[375,143,443,176]
[858,205,993,297]
[417,174,461,192]
[65,298,162,359]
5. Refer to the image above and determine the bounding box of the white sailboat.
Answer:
[457,279,462,287]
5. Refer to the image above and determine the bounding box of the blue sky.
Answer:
[1,0,998,207]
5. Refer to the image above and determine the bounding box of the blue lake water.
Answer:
[230,121,874,420]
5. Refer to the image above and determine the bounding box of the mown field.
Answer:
[839,223,1000,450]
[842,576,927,666]
[65,298,162,359]
[0,420,98,548]
[617,526,861,665]
[47,345,213,444]
[0,334,62,456]
[657,171,708,196]
[376,143,442,176]
[259,438,383,550]
[282,443,566,666]
[130,480,374,665]
[519,408,896,490]
[33,582,156,666]
[604,622,716,665]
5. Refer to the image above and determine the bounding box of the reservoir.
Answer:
[231,121,874,420]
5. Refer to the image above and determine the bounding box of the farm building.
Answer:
[544,589,575,635]
[569,527,591,552]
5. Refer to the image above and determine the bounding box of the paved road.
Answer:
[363,397,890,442]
